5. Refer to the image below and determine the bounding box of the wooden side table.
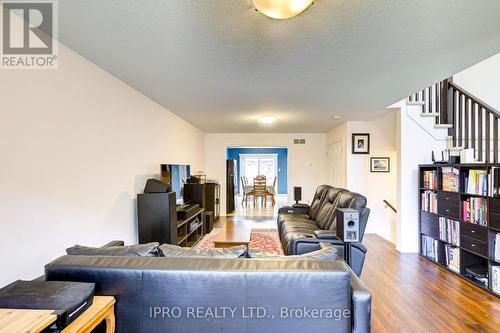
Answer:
[62,296,115,333]
[0,308,57,333]
[0,296,115,333]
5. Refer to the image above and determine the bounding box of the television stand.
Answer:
[177,203,199,220]
[176,207,204,247]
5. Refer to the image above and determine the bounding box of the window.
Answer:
[240,154,278,191]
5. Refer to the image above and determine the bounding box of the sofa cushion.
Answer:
[248,244,338,260]
[282,230,317,254]
[158,244,247,258]
[308,185,333,219]
[66,243,159,257]
[280,222,319,239]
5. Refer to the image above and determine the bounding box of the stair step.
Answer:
[407,101,425,106]
[449,146,463,151]
[421,112,440,117]
[434,124,453,129]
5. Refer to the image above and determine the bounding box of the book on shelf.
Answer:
[421,235,442,263]
[496,233,500,261]
[438,217,460,246]
[444,244,460,273]
[442,167,459,192]
[421,190,437,213]
[422,170,438,189]
[491,167,500,197]
[462,197,488,226]
[492,266,500,295]
[464,169,488,195]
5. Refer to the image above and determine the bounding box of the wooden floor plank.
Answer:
[362,234,500,333]
[222,212,500,332]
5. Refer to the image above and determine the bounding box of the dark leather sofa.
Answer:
[278,185,370,276]
[44,253,371,333]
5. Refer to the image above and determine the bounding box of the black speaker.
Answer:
[293,186,302,204]
[144,179,171,193]
[205,211,214,233]
[336,208,360,242]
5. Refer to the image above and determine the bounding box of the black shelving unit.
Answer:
[418,163,500,297]
[176,208,205,247]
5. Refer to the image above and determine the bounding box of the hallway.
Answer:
[231,194,288,219]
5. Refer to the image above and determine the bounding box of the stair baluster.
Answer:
[408,78,500,163]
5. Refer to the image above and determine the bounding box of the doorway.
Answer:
[226,147,288,217]
[327,140,346,187]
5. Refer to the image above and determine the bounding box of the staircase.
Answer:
[408,78,500,163]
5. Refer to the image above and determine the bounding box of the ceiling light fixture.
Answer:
[253,0,314,20]
[258,114,278,125]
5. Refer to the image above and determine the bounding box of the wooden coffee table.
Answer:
[213,221,252,248]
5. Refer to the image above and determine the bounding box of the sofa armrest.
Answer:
[292,203,309,209]
[292,236,345,256]
[314,230,338,239]
[350,272,372,333]
[278,205,309,215]
[100,240,125,248]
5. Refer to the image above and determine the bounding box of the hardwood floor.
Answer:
[220,213,500,332]
[231,194,288,218]
[362,234,500,333]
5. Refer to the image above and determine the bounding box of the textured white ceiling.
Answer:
[57,0,500,132]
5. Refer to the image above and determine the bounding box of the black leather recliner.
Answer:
[277,185,370,276]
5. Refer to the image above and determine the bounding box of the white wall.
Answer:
[395,102,446,253]
[0,43,205,287]
[326,112,398,244]
[204,133,328,214]
[453,52,500,111]
[346,112,398,244]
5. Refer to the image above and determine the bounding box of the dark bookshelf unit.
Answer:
[418,164,500,297]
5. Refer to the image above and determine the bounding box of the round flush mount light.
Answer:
[258,114,278,125]
[253,0,315,20]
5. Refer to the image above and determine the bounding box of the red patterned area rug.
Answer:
[195,228,284,255]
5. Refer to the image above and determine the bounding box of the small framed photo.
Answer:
[370,157,390,173]
[352,133,370,154]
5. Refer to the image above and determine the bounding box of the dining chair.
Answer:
[266,176,276,206]
[241,176,254,206]
[253,175,267,206]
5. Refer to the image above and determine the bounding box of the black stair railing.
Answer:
[408,78,500,163]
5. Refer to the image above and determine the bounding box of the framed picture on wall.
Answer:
[352,133,370,154]
[370,157,390,173]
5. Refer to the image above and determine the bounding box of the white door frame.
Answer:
[327,140,346,187]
